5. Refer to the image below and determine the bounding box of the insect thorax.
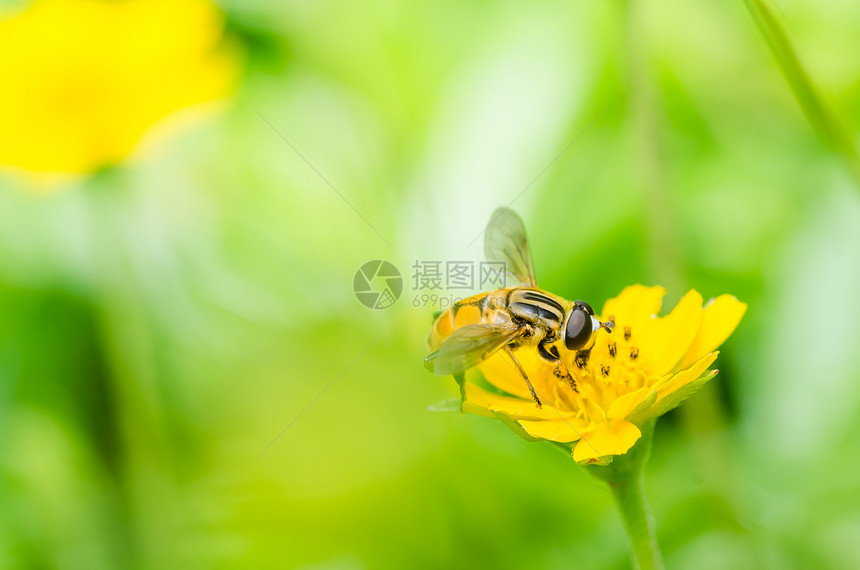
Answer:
[505,288,565,336]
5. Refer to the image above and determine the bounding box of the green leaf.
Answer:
[453,372,466,410]
[743,0,860,184]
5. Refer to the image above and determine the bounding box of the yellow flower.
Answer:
[0,0,237,175]
[461,285,746,465]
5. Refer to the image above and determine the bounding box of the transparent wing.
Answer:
[484,207,537,288]
[424,322,522,376]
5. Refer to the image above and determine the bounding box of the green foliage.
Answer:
[2,0,860,568]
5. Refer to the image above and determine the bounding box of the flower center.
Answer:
[559,321,646,412]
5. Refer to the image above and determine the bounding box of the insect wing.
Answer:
[484,207,537,288]
[425,322,522,375]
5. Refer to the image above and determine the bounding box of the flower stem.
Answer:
[585,419,664,570]
[609,467,663,570]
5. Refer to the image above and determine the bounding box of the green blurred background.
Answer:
[2,0,860,568]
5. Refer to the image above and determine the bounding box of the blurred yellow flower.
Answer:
[462,285,746,465]
[0,0,237,175]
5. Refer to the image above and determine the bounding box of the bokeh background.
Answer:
[2,0,860,568]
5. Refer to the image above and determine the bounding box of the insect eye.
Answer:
[564,306,594,350]
[574,300,594,316]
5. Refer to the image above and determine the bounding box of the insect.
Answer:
[424,207,613,407]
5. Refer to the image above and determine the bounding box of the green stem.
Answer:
[87,169,178,568]
[609,466,663,570]
[586,419,664,570]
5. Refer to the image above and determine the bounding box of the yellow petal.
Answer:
[572,420,642,463]
[518,417,590,443]
[476,352,532,400]
[679,295,747,369]
[655,352,718,401]
[478,348,554,401]
[640,290,704,375]
[599,285,666,323]
[607,386,654,420]
[463,383,571,421]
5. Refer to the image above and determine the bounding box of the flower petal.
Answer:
[679,295,747,369]
[641,290,704,375]
[572,420,642,464]
[518,417,590,442]
[599,285,666,323]
[463,383,571,421]
[607,386,654,420]
[477,349,553,401]
[0,0,237,174]
[654,351,718,401]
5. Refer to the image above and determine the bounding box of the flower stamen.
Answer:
[575,349,591,369]
[553,367,579,393]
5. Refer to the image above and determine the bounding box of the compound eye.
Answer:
[574,300,595,317]
[564,306,594,350]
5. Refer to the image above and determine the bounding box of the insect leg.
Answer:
[538,341,577,393]
[537,342,559,362]
[503,346,542,408]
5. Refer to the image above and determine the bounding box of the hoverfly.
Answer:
[424,208,613,407]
